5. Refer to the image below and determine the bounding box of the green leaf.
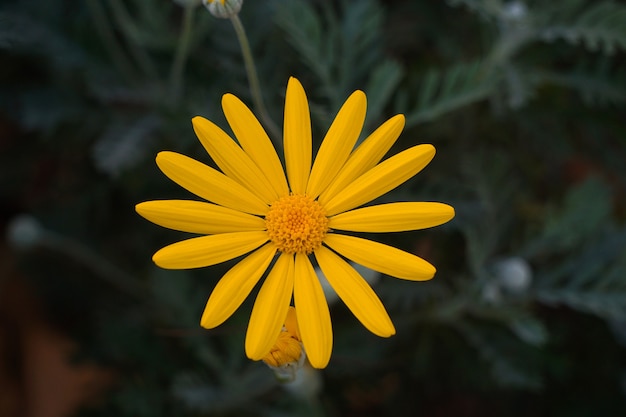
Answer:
[363,59,404,127]
[539,1,626,54]
[524,178,612,257]
[456,322,543,389]
[532,62,626,106]
[537,290,626,321]
[509,316,549,347]
[401,60,497,126]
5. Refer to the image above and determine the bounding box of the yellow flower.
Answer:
[262,306,305,382]
[136,77,455,369]
[263,307,305,369]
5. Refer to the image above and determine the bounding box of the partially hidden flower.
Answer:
[262,306,305,382]
[136,77,455,368]
[202,0,242,18]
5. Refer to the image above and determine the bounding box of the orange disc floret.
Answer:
[265,194,329,254]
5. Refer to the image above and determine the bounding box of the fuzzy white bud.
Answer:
[6,215,43,250]
[494,256,532,294]
[502,1,528,22]
[202,0,242,18]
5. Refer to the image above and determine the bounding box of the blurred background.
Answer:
[1,0,626,416]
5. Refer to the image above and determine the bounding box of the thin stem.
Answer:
[229,14,281,143]
[169,4,197,103]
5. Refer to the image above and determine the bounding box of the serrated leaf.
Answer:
[524,178,612,257]
[276,0,388,108]
[403,60,497,126]
[538,1,626,54]
[532,64,626,106]
[363,59,404,127]
[538,290,626,320]
[275,0,330,85]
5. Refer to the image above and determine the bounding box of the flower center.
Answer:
[265,194,329,254]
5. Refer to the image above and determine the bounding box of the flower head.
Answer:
[136,77,455,368]
[262,306,306,382]
[202,0,242,18]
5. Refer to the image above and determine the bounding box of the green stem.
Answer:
[229,14,281,143]
[169,4,197,103]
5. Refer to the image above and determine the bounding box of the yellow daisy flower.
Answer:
[136,77,455,369]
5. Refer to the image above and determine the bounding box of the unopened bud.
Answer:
[502,1,528,22]
[202,0,242,18]
[6,215,43,250]
[262,307,306,382]
[263,331,302,368]
[494,256,532,294]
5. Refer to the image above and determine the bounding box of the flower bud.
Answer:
[494,256,532,294]
[263,331,303,368]
[501,1,528,22]
[6,215,43,250]
[202,0,242,18]
[262,307,306,382]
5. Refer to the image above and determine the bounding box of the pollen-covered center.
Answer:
[265,194,329,254]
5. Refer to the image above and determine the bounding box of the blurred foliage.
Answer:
[1,0,626,416]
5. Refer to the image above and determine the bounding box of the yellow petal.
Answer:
[293,253,332,369]
[245,253,294,360]
[283,77,311,194]
[200,243,277,329]
[284,306,300,341]
[323,144,435,216]
[323,234,435,280]
[153,231,268,270]
[329,202,455,232]
[319,114,405,205]
[222,94,289,198]
[136,200,266,234]
[306,90,366,198]
[156,151,268,215]
[314,246,395,337]
[192,116,278,203]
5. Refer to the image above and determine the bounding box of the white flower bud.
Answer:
[202,0,242,18]
[6,215,43,250]
[501,1,527,22]
[493,256,532,294]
